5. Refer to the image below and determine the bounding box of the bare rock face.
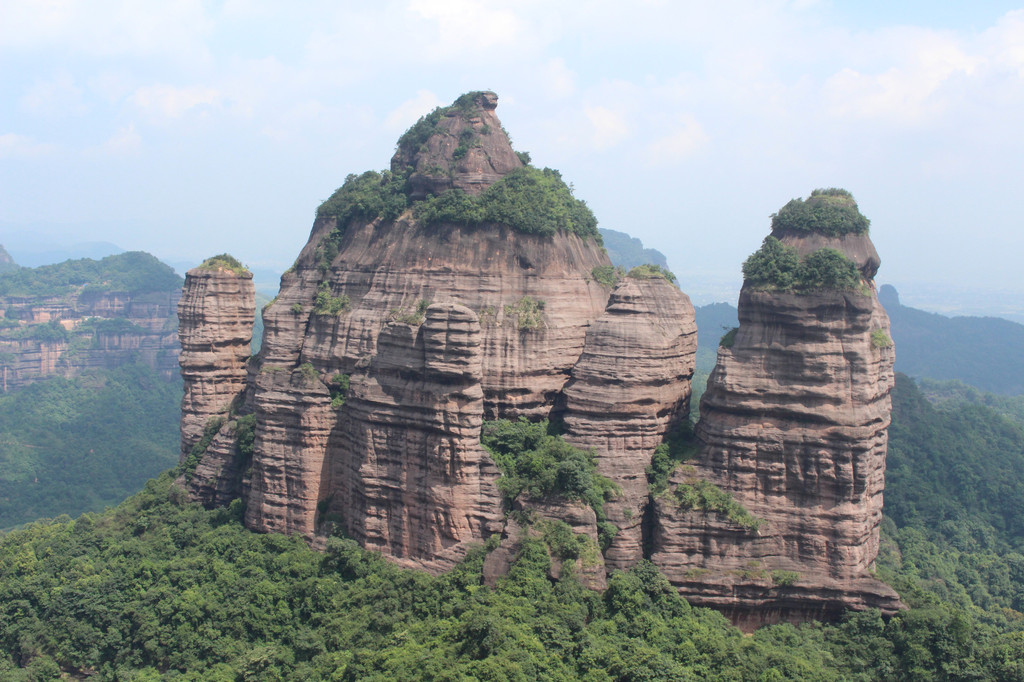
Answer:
[561,276,697,570]
[391,90,523,200]
[177,264,255,460]
[310,303,503,570]
[650,229,903,629]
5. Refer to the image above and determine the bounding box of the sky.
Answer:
[1,0,1023,311]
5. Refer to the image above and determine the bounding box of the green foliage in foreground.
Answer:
[0,251,183,297]
[0,363,181,529]
[742,236,863,292]
[4,471,1024,680]
[770,187,871,237]
[415,166,600,241]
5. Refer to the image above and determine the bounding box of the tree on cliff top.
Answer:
[771,188,870,237]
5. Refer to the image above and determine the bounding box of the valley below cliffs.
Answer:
[179,93,901,628]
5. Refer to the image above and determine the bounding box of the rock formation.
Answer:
[177,256,256,462]
[179,94,899,630]
[561,276,697,571]
[650,190,903,629]
[0,252,182,391]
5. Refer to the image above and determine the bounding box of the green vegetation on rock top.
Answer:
[0,252,183,298]
[198,253,249,276]
[770,188,870,237]
[395,90,494,157]
[742,236,863,292]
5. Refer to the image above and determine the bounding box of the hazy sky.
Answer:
[2,1,1023,305]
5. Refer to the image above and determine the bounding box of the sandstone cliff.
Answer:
[650,190,903,629]
[561,275,697,571]
[0,252,182,391]
[236,92,617,545]
[177,256,256,506]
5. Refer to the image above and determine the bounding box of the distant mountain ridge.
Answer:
[599,228,669,270]
[0,245,16,274]
[0,252,183,390]
[879,284,1024,395]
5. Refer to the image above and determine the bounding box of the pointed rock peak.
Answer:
[391,90,524,200]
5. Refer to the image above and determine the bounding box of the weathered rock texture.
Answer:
[561,277,698,571]
[308,304,504,570]
[177,265,256,461]
[651,231,902,630]
[392,90,523,200]
[0,289,181,392]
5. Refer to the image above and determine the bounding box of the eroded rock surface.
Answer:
[651,230,903,629]
[561,277,697,571]
[177,265,255,460]
[313,303,503,570]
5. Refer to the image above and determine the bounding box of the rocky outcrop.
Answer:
[177,263,255,461]
[303,303,504,569]
[561,276,697,571]
[650,227,902,630]
[391,90,523,200]
[236,92,613,541]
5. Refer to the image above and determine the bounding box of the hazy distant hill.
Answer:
[880,284,1024,395]
[599,228,669,270]
[0,245,16,274]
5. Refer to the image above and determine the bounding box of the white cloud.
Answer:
[645,115,709,166]
[20,72,87,116]
[130,85,220,119]
[0,133,57,159]
[92,123,141,156]
[0,0,213,62]
[407,0,528,56]
[584,106,631,149]
[541,58,575,98]
[385,90,441,132]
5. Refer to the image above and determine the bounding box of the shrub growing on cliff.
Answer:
[503,295,545,331]
[627,264,677,283]
[199,253,249,275]
[770,188,870,236]
[481,418,618,517]
[742,237,862,292]
[415,166,601,241]
[669,469,762,532]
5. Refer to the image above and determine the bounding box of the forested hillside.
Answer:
[0,363,181,529]
[1,375,1023,679]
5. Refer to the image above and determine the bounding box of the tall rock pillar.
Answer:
[651,189,904,629]
[178,256,255,461]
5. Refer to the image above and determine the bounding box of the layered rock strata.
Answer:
[561,277,697,570]
[0,289,181,390]
[177,264,256,460]
[307,303,504,569]
[651,229,903,630]
[237,93,613,541]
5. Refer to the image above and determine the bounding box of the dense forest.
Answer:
[0,363,181,529]
[1,373,1023,680]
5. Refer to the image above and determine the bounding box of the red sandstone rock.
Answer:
[650,230,903,628]
[177,264,255,460]
[561,276,697,571]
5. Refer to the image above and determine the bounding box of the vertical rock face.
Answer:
[177,262,255,461]
[561,277,697,570]
[313,303,503,570]
[650,194,903,629]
